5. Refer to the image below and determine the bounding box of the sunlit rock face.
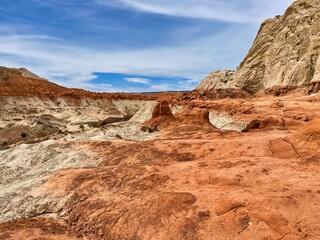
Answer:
[198,0,320,94]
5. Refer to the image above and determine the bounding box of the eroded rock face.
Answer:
[0,96,160,146]
[152,101,174,118]
[196,70,235,92]
[1,90,320,239]
[288,118,320,159]
[198,0,320,93]
[0,66,43,81]
[0,141,98,223]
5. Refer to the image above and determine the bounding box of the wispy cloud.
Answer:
[0,0,295,92]
[149,83,172,91]
[96,0,294,23]
[124,77,150,84]
[0,22,257,91]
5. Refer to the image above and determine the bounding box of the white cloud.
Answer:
[0,0,297,92]
[149,83,172,91]
[96,0,294,23]
[0,23,258,92]
[124,77,150,84]
[149,81,194,92]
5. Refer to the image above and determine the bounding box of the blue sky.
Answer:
[0,0,293,92]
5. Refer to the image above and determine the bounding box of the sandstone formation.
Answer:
[0,66,43,81]
[197,70,235,91]
[1,0,320,237]
[0,66,164,100]
[1,66,320,239]
[197,0,320,94]
[151,100,174,118]
[288,118,320,159]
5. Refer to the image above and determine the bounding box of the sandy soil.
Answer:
[0,88,320,240]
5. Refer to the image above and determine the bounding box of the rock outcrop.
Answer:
[288,118,320,158]
[0,66,43,81]
[197,70,235,91]
[0,66,158,100]
[152,101,174,118]
[198,0,320,94]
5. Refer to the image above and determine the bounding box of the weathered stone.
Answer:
[0,66,43,80]
[152,101,174,118]
[197,70,235,92]
[198,0,320,94]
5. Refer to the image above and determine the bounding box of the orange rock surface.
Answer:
[1,69,320,240]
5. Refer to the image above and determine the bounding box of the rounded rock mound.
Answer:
[288,119,320,159]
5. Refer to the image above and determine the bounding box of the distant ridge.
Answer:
[0,66,44,81]
[0,66,184,100]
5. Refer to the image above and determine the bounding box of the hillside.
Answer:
[197,0,320,94]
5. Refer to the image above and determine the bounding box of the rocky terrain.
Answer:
[1,0,320,239]
[197,0,320,94]
[1,65,320,240]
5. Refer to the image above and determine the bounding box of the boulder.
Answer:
[196,70,235,92]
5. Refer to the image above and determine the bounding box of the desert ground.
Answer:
[1,80,320,239]
[1,0,320,239]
